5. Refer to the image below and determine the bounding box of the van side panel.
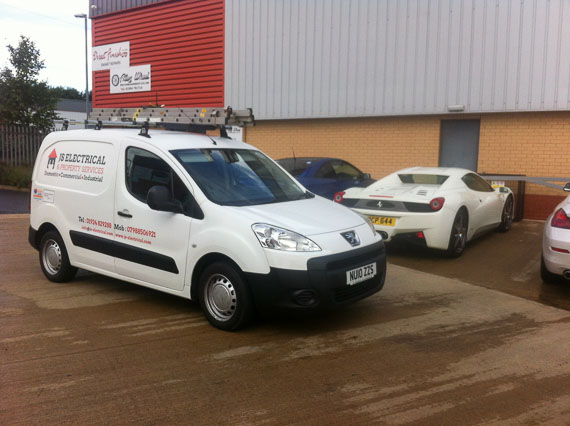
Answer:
[32,139,118,272]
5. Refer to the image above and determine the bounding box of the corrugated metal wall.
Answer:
[225,0,570,120]
[92,0,224,108]
[90,0,167,18]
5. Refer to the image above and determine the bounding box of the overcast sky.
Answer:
[0,0,92,91]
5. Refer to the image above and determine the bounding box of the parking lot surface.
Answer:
[1,215,569,424]
[0,189,29,214]
[388,220,570,311]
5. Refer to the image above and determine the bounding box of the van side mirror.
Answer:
[564,183,570,192]
[147,185,183,214]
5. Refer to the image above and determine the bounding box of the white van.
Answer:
[29,128,386,330]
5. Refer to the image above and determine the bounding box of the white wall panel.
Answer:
[225,0,570,119]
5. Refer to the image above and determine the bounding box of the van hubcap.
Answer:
[42,239,62,275]
[204,274,236,321]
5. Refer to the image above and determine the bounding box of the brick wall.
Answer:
[479,112,570,219]
[244,116,441,180]
[244,111,570,220]
[479,112,570,188]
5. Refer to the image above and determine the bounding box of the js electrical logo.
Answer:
[47,149,57,169]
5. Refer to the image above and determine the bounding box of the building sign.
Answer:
[110,65,151,94]
[92,41,130,71]
[227,126,243,142]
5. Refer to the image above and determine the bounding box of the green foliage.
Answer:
[50,86,90,101]
[0,36,58,131]
[0,163,32,189]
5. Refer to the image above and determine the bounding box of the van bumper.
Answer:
[244,241,386,313]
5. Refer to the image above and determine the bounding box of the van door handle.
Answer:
[117,210,132,218]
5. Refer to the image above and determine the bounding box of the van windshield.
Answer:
[171,148,311,206]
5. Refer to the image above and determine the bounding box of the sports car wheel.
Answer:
[39,230,77,282]
[199,261,254,331]
[497,195,514,232]
[446,209,468,258]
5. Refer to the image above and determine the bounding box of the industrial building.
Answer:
[89,0,570,219]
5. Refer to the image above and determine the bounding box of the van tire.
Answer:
[199,262,254,331]
[39,231,77,282]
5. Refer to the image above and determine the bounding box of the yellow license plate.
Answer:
[369,215,397,227]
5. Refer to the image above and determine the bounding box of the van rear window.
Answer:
[398,174,449,185]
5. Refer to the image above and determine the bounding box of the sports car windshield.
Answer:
[398,174,449,185]
[171,148,310,206]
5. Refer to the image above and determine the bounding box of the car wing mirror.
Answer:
[499,187,509,193]
[147,185,183,214]
[564,182,570,192]
[362,173,371,180]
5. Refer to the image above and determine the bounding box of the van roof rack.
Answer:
[87,106,254,138]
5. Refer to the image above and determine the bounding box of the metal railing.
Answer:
[482,174,570,221]
[481,174,526,221]
[0,125,45,167]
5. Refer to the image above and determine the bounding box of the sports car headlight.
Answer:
[357,213,377,237]
[252,224,321,252]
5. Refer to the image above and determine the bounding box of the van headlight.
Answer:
[252,224,321,252]
[357,213,377,237]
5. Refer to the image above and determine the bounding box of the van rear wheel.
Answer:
[199,262,253,331]
[39,230,77,282]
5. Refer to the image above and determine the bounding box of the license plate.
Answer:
[368,215,397,227]
[346,262,377,286]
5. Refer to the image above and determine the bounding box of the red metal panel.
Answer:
[92,0,224,108]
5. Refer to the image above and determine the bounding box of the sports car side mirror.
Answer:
[499,187,509,193]
[564,183,570,192]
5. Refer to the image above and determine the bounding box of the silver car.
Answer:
[541,183,570,283]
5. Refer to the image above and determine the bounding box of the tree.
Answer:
[0,36,58,131]
[49,86,87,100]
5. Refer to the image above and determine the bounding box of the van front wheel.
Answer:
[39,231,77,282]
[199,262,253,331]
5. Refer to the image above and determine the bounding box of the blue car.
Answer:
[277,157,375,200]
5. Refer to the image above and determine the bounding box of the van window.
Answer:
[126,147,200,217]
[171,148,309,206]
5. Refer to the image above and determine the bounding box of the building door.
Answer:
[439,120,480,171]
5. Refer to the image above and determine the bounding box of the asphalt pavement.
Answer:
[1,215,569,424]
[388,220,570,311]
[0,188,29,214]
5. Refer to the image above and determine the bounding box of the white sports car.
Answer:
[541,183,570,283]
[334,167,514,257]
